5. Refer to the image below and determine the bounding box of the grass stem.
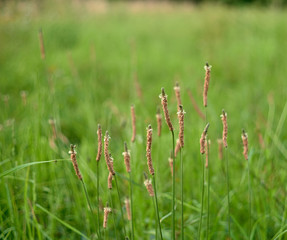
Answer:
[198,154,205,239]
[180,148,184,240]
[248,159,251,239]
[171,130,175,240]
[129,172,135,240]
[114,174,128,238]
[153,175,163,240]
[97,161,101,239]
[225,148,231,238]
[109,190,119,240]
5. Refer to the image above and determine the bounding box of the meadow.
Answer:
[0,1,287,239]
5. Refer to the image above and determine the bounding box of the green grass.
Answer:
[0,1,287,239]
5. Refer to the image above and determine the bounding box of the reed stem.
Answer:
[171,130,175,240]
[248,159,251,239]
[97,161,101,239]
[206,163,210,240]
[114,174,128,238]
[109,190,119,240]
[153,175,163,240]
[81,180,93,212]
[225,148,231,238]
[180,148,184,240]
[129,172,135,240]
[198,154,205,239]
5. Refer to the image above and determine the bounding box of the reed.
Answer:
[242,129,251,237]
[177,105,185,240]
[123,142,134,239]
[221,110,230,238]
[198,123,209,239]
[131,105,136,143]
[160,87,175,240]
[146,125,163,240]
[96,124,102,240]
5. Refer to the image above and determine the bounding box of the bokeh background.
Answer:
[0,0,287,239]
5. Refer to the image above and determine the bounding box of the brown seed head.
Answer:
[203,62,212,107]
[103,207,112,229]
[69,144,82,180]
[220,110,228,148]
[217,139,223,160]
[242,129,249,160]
[174,139,181,157]
[123,142,131,173]
[131,105,136,142]
[38,28,45,60]
[177,105,185,148]
[174,81,182,110]
[146,125,154,175]
[160,88,173,131]
[125,198,131,221]
[156,106,162,137]
[144,179,154,197]
[104,131,115,175]
[200,123,210,154]
[96,124,102,161]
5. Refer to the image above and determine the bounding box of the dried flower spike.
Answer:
[178,105,185,148]
[174,139,181,157]
[96,124,102,161]
[144,173,154,197]
[146,125,155,175]
[205,138,211,168]
[174,81,182,110]
[203,62,212,107]
[108,155,114,189]
[242,129,249,160]
[131,105,136,142]
[103,206,112,229]
[156,106,162,137]
[159,88,173,131]
[38,28,45,60]
[125,198,131,221]
[69,144,82,180]
[123,142,131,173]
[169,152,173,176]
[220,110,228,148]
[217,139,223,160]
[104,131,115,175]
[200,123,210,154]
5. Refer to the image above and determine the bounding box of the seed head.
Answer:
[103,206,112,229]
[200,123,210,154]
[146,125,154,175]
[177,105,185,148]
[69,144,82,180]
[242,129,249,160]
[96,124,102,161]
[159,88,173,131]
[203,62,212,107]
[122,142,131,173]
[220,110,228,148]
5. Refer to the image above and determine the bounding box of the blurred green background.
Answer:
[0,1,287,239]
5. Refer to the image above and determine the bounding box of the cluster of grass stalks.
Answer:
[1,2,287,239]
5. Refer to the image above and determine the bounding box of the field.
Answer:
[1,1,287,239]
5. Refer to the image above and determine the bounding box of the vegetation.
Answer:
[0,2,287,239]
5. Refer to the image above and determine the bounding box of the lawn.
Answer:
[0,1,287,239]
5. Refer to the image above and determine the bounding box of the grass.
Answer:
[0,1,287,239]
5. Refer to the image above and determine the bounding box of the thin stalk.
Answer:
[152,197,158,239]
[109,190,119,240]
[171,130,175,240]
[81,180,93,212]
[114,175,128,238]
[225,148,231,238]
[129,172,135,240]
[198,154,205,239]
[247,160,251,239]
[206,163,210,240]
[180,148,184,240]
[153,175,163,240]
[97,161,102,239]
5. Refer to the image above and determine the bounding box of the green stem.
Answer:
[171,130,175,240]
[225,147,231,238]
[198,154,205,239]
[180,148,184,240]
[206,164,210,240]
[97,161,102,239]
[129,172,135,240]
[114,175,128,238]
[248,160,251,239]
[81,180,93,212]
[153,175,163,240]
[152,197,158,239]
[109,190,119,240]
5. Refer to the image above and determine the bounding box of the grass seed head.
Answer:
[96,124,102,161]
[220,110,228,148]
[203,62,212,107]
[177,105,185,148]
[200,123,210,154]
[69,144,82,180]
[125,198,131,221]
[160,87,174,131]
[123,142,131,173]
[242,129,249,160]
[146,125,154,175]
[103,206,112,229]
[104,131,115,175]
